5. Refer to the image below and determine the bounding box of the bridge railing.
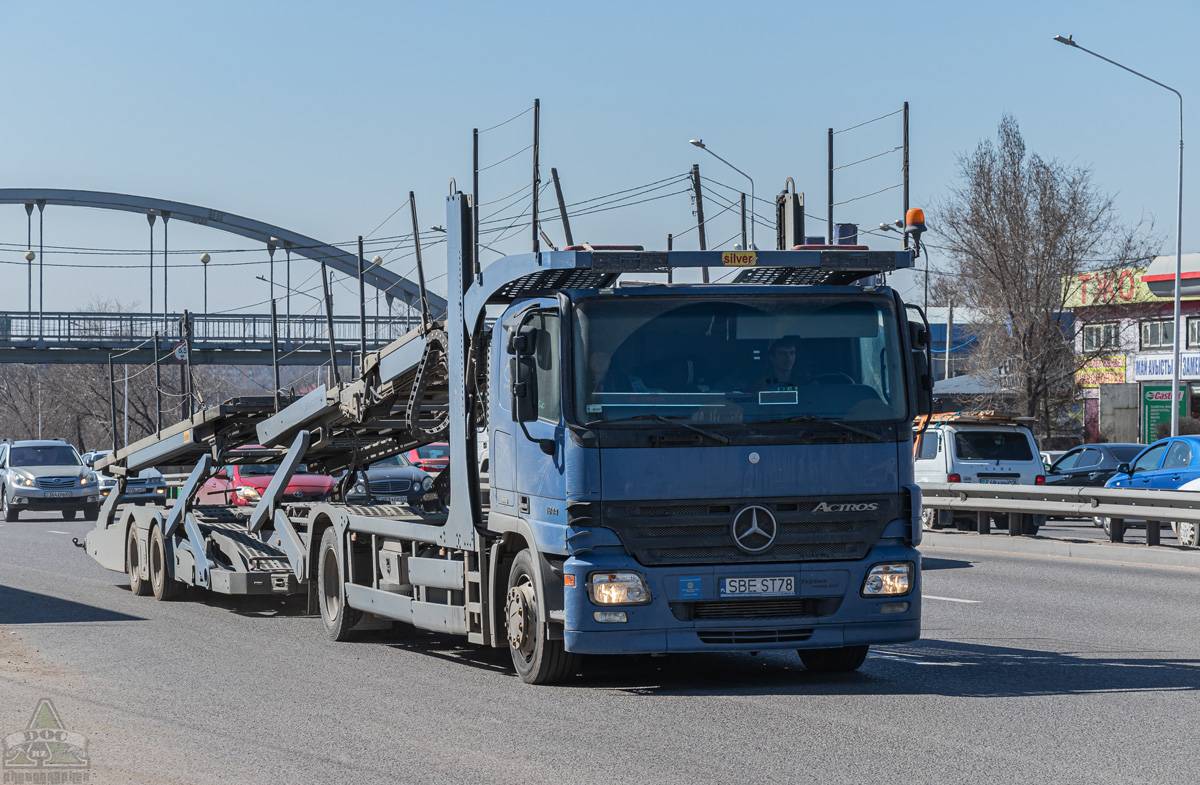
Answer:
[0,311,418,349]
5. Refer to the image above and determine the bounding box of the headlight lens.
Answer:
[80,472,98,486]
[237,486,262,501]
[588,572,651,605]
[421,476,433,492]
[861,562,914,597]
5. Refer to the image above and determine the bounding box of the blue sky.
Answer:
[1,0,1197,319]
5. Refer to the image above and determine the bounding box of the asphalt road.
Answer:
[2,509,1197,785]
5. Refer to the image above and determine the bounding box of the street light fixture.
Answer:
[689,139,756,249]
[1054,33,1185,436]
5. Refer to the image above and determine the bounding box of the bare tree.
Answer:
[933,114,1159,436]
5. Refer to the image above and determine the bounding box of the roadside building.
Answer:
[1066,253,1200,443]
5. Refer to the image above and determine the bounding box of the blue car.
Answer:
[1099,436,1200,540]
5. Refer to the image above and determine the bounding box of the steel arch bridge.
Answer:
[0,189,446,364]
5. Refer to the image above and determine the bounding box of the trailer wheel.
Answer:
[504,549,577,685]
[317,527,359,641]
[126,525,150,596]
[799,645,869,673]
[149,525,183,601]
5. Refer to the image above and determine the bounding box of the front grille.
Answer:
[673,597,842,621]
[371,479,412,494]
[601,495,897,566]
[37,477,76,489]
[127,478,149,487]
[697,628,814,645]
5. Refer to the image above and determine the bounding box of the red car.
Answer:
[197,454,335,506]
[406,443,449,475]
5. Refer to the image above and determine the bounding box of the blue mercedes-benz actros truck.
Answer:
[84,193,933,684]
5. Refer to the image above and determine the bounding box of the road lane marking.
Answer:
[924,595,981,603]
[46,530,70,534]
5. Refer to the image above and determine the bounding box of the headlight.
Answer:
[861,562,914,597]
[588,572,651,605]
[80,473,98,486]
[100,477,116,488]
[421,476,433,492]
[354,483,366,495]
[237,486,262,501]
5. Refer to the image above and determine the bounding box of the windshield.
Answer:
[953,431,1033,461]
[416,446,449,460]
[11,445,82,467]
[572,295,907,425]
[239,463,310,476]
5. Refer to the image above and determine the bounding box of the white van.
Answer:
[913,414,1045,531]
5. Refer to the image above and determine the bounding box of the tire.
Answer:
[62,510,77,521]
[799,644,870,673]
[505,549,577,685]
[126,525,151,596]
[1177,521,1199,548]
[149,525,183,601]
[1098,517,1112,538]
[317,527,360,641]
[3,491,18,522]
[85,505,100,520]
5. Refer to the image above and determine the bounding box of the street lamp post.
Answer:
[1054,34,1185,436]
[200,253,211,317]
[689,139,756,249]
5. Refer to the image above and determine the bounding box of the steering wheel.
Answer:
[801,372,856,386]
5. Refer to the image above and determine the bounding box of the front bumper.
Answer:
[10,488,99,510]
[101,485,168,504]
[562,543,921,655]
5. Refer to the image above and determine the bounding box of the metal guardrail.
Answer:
[920,482,1199,547]
[0,311,418,349]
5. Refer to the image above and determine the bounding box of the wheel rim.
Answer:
[321,545,341,621]
[1180,521,1198,547]
[505,580,537,663]
[921,509,934,530]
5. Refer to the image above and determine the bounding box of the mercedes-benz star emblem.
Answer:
[731,505,778,554]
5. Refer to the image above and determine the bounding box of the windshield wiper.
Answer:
[584,414,730,445]
[770,415,885,442]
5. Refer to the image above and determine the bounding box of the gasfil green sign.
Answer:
[1142,385,1188,444]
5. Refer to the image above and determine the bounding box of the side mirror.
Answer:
[213,469,229,480]
[84,456,96,467]
[908,322,934,416]
[511,355,539,423]
[1116,463,1131,475]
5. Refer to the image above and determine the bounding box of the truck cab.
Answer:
[487,252,931,676]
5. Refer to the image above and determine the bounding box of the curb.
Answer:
[921,531,1200,570]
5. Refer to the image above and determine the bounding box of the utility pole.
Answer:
[320,262,340,386]
[944,305,955,380]
[108,355,118,452]
[357,235,367,374]
[270,299,281,412]
[531,98,541,254]
[739,193,748,250]
[827,128,834,245]
[691,164,709,283]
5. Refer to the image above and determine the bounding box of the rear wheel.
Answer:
[3,491,17,522]
[126,525,150,596]
[920,509,942,531]
[799,645,869,672]
[149,525,183,601]
[505,549,577,684]
[1177,521,1199,548]
[317,527,360,641]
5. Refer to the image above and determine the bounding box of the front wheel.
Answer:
[3,492,17,522]
[799,645,869,672]
[317,527,360,641]
[62,510,77,521]
[1177,521,1199,548]
[505,549,577,685]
